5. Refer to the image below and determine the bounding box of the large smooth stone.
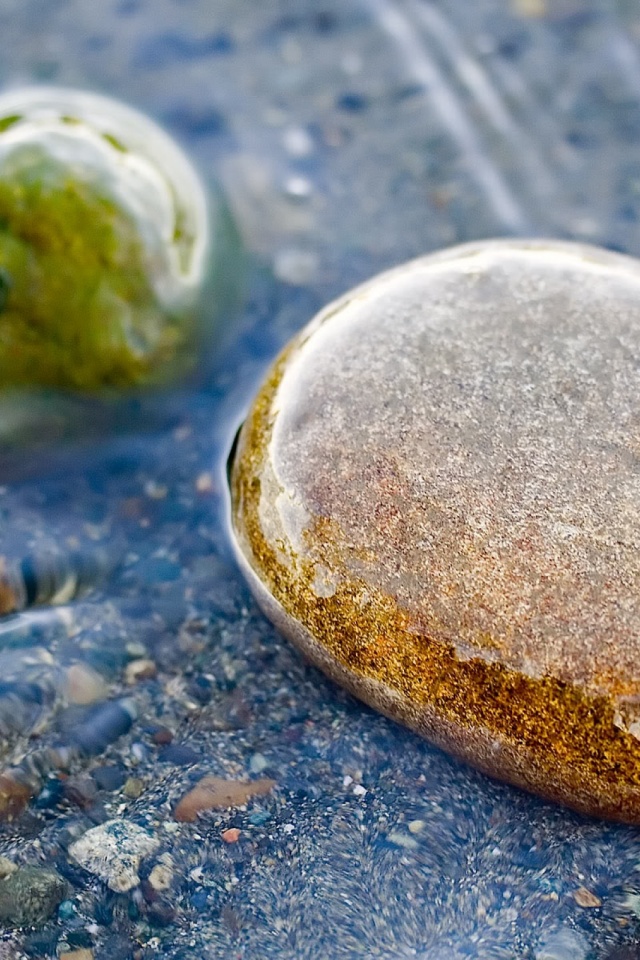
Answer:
[0,86,213,391]
[229,239,640,822]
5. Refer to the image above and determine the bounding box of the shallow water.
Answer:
[1,1,640,958]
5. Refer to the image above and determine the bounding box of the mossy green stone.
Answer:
[230,239,640,823]
[0,87,212,392]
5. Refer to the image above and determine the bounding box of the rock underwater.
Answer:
[229,239,640,823]
[0,85,214,392]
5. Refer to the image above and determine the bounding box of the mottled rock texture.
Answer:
[230,239,640,823]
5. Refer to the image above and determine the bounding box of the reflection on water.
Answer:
[0,0,638,957]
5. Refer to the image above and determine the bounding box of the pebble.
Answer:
[173,775,276,822]
[65,665,109,706]
[148,858,174,893]
[573,886,602,908]
[124,659,158,685]
[229,239,640,823]
[123,777,145,799]
[221,828,241,843]
[0,86,212,392]
[0,865,67,928]
[68,819,160,893]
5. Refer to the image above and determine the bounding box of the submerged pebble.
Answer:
[68,819,160,892]
[230,239,640,822]
[0,865,67,928]
[0,86,212,391]
[173,775,276,821]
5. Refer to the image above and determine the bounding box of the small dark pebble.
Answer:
[157,744,200,766]
[147,899,176,927]
[92,764,127,792]
[54,857,94,889]
[148,725,173,746]
[93,898,114,926]
[63,775,99,809]
[67,929,95,949]
[186,674,213,704]
[34,777,64,810]
[22,927,59,958]
[69,699,136,755]
[189,889,209,910]
[603,947,640,959]
[336,92,369,112]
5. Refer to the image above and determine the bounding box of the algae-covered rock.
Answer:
[229,239,640,823]
[0,865,67,928]
[0,86,214,391]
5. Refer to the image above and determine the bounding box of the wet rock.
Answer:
[0,865,67,928]
[229,239,640,823]
[66,664,109,706]
[68,819,160,892]
[0,86,213,392]
[173,775,275,822]
[92,764,127,793]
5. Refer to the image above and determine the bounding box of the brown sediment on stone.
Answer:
[229,240,640,823]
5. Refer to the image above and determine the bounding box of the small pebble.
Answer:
[573,886,602,908]
[125,659,158,685]
[174,776,276,822]
[195,472,215,495]
[148,860,173,893]
[157,744,200,766]
[65,665,108,707]
[63,775,99,810]
[249,753,269,775]
[221,828,241,843]
[92,764,127,793]
[60,951,94,960]
[69,698,137,756]
[68,819,160,893]
[123,777,145,799]
[282,126,314,157]
[149,725,173,746]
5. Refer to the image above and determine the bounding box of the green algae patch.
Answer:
[0,154,192,390]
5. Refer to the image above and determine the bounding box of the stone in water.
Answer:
[0,86,211,391]
[229,239,640,823]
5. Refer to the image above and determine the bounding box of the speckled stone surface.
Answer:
[230,239,640,822]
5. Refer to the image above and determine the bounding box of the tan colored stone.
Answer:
[174,776,275,822]
[573,886,602,908]
[229,240,640,823]
[65,663,108,706]
[125,658,158,685]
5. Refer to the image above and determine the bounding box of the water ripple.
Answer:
[365,0,532,233]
